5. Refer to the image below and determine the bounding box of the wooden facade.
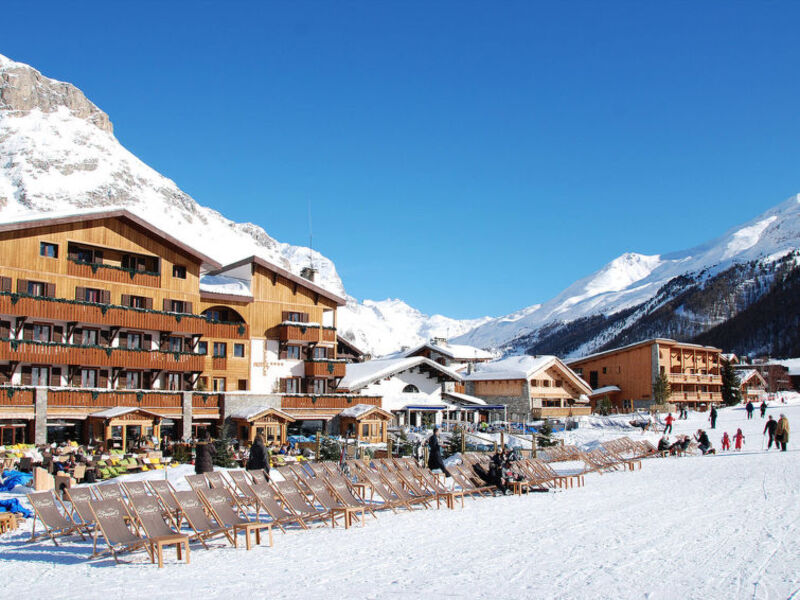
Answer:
[568,338,723,412]
[338,405,393,443]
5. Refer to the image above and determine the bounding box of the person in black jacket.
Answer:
[745,401,754,420]
[709,406,718,429]
[194,432,216,474]
[763,415,778,450]
[760,401,767,418]
[427,427,451,477]
[246,434,270,477]
[694,429,712,454]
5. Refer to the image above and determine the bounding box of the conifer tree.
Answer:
[446,427,466,457]
[212,438,236,468]
[537,419,558,448]
[721,359,742,406]
[653,372,671,408]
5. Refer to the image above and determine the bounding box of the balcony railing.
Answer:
[68,258,161,288]
[0,339,204,372]
[280,394,381,410]
[0,292,248,338]
[192,393,221,408]
[304,360,346,378]
[46,389,183,409]
[279,323,337,343]
[667,373,722,384]
[0,387,34,406]
[533,406,592,418]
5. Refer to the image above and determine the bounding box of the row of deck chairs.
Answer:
[26,476,274,567]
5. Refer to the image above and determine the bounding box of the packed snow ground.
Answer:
[1,398,798,600]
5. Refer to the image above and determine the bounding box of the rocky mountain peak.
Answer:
[0,53,112,133]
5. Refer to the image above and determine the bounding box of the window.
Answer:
[169,300,186,314]
[237,379,248,391]
[197,341,208,355]
[362,424,369,438]
[555,380,563,387]
[402,384,420,393]
[542,380,551,388]
[313,346,328,359]
[233,344,245,358]
[543,399,561,407]
[166,373,181,391]
[284,378,300,393]
[76,247,94,263]
[81,369,97,388]
[28,281,46,297]
[127,333,142,350]
[84,288,103,304]
[213,342,227,358]
[212,377,226,392]
[32,324,51,342]
[205,310,222,322]
[169,337,183,352]
[40,242,58,258]
[172,265,187,279]
[602,367,607,374]
[286,345,301,360]
[312,379,326,394]
[285,312,307,323]
[125,371,140,389]
[129,295,148,309]
[122,255,148,272]
[31,366,49,386]
[81,329,98,346]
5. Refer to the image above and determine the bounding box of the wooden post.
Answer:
[500,431,504,452]
[315,432,321,461]
[387,437,393,458]
[461,428,466,454]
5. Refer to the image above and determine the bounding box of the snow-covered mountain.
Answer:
[455,195,800,357]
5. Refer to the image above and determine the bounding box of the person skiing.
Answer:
[709,405,718,429]
[721,432,731,451]
[733,428,745,451]
[664,413,675,435]
[760,401,767,418]
[775,414,790,452]
[745,401,754,420]
[763,415,778,450]
[426,427,451,477]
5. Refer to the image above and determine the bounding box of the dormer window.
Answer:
[172,265,187,279]
[403,384,420,393]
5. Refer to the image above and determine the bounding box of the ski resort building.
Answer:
[732,362,791,394]
[400,338,495,373]
[736,369,767,405]
[337,357,502,428]
[567,338,723,412]
[464,355,592,423]
[0,210,379,445]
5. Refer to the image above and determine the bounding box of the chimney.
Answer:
[300,266,317,282]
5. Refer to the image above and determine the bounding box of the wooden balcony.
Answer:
[668,373,722,385]
[0,340,204,372]
[304,360,346,378]
[532,406,592,418]
[46,389,182,409]
[280,394,381,410]
[192,393,221,408]
[279,324,337,343]
[0,293,248,338]
[67,259,161,288]
[0,387,34,406]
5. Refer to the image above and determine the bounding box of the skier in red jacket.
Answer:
[664,413,675,435]
[733,428,745,451]
[721,432,731,451]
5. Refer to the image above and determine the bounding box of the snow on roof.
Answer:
[442,391,487,406]
[228,405,294,421]
[380,392,454,413]
[738,370,767,386]
[339,404,391,419]
[199,274,252,298]
[89,407,162,419]
[338,357,462,391]
[465,355,557,381]
[590,385,622,396]
[404,341,494,361]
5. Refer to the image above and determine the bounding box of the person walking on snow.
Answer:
[721,432,731,451]
[746,401,754,420]
[764,415,778,450]
[427,427,451,477]
[664,413,675,435]
[775,414,790,452]
[733,428,745,451]
[709,406,718,429]
[760,401,767,418]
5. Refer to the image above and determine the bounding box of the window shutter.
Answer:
[100,329,110,346]
[279,378,286,393]
[67,246,78,261]
[163,299,171,312]
[142,371,152,389]
[302,313,309,323]
[282,311,290,322]
[99,370,108,388]
[22,323,33,341]
[184,301,193,314]
[145,297,153,310]
[121,294,131,307]
[160,335,168,351]
[75,287,86,301]
[53,326,63,343]
[45,283,56,298]
[101,290,111,304]
[94,250,103,264]
[16,279,29,294]
[0,277,11,292]
[119,332,128,347]
[21,366,32,386]
[73,328,82,344]
[143,334,152,349]
[0,321,9,339]
[50,367,61,387]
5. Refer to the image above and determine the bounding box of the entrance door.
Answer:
[125,425,141,449]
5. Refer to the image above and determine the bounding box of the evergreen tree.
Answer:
[721,359,742,406]
[653,372,671,408]
[446,427,466,457]
[597,396,612,416]
[396,430,415,457]
[537,419,558,448]
[318,436,343,461]
[212,438,236,468]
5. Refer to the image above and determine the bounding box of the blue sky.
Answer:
[4,2,800,318]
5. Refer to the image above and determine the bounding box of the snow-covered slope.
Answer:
[455,195,800,353]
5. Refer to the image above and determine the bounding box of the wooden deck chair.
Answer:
[205,470,235,491]
[122,480,151,500]
[392,469,440,505]
[227,470,259,509]
[526,458,584,488]
[307,462,328,477]
[128,495,190,568]
[95,482,125,501]
[356,469,405,512]
[271,481,330,526]
[185,473,210,491]
[274,465,299,481]
[381,470,433,509]
[249,482,309,532]
[89,498,152,564]
[449,464,493,497]
[320,461,340,475]
[198,488,273,549]
[415,467,466,509]
[171,490,234,549]
[323,473,378,518]
[64,487,99,532]
[298,477,366,528]
[147,479,182,525]
[247,469,269,484]
[27,490,88,545]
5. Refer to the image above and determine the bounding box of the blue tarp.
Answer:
[0,470,33,492]
[0,498,33,518]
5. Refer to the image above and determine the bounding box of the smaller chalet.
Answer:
[737,369,767,405]
[465,355,592,422]
[228,405,295,445]
[399,338,495,373]
[337,404,394,443]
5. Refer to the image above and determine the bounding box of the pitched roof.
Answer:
[466,355,592,395]
[337,357,462,391]
[404,341,494,361]
[442,391,487,406]
[209,255,347,307]
[338,404,393,420]
[0,209,221,269]
[589,385,622,397]
[89,407,164,419]
[228,405,295,422]
[567,338,722,365]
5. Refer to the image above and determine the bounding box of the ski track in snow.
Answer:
[1,401,799,599]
